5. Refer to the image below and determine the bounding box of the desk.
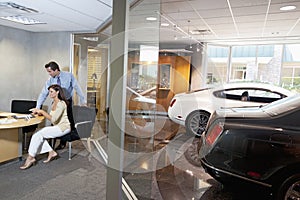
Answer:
[0,112,44,163]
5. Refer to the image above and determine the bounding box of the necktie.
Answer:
[57,76,61,85]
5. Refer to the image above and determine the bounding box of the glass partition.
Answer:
[73,0,184,198]
[72,2,300,198]
[123,1,161,198]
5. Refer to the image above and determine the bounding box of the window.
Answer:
[214,88,283,103]
[207,45,229,84]
[282,44,300,92]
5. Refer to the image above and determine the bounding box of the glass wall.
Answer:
[231,45,257,81]
[73,0,184,199]
[73,35,109,141]
[206,45,229,84]
[282,44,300,92]
[72,2,300,197]
[123,1,161,198]
[206,43,298,90]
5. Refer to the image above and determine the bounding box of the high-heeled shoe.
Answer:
[43,154,60,163]
[20,158,36,170]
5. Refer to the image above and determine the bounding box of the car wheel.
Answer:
[276,174,300,200]
[185,110,210,136]
[184,136,202,167]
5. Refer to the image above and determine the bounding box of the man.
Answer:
[36,61,87,150]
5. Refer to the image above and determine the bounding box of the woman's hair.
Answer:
[48,84,68,105]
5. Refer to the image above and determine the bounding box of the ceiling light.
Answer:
[0,15,45,25]
[146,17,157,21]
[82,37,99,41]
[190,29,211,35]
[0,2,38,13]
[161,23,169,27]
[88,49,99,52]
[280,5,296,11]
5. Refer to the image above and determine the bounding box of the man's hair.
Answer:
[45,61,60,71]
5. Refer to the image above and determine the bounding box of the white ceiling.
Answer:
[0,0,113,33]
[1,0,300,46]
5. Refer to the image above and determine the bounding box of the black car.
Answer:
[199,94,300,200]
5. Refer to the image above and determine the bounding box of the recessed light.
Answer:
[88,49,99,52]
[190,29,211,35]
[146,17,157,21]
[82,37,98,41]
[161,23,169,27]
[0,15,45,25]
[0,2,38,13]
[280,5,296,11]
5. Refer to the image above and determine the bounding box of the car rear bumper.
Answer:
[200,158,272,189]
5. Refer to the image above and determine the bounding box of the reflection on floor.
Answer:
[93,115,273,200]
[122,133,217,200]
[94,116,221,199]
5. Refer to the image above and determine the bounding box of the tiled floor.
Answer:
[3,115,271,200]
[94,116,273,200]
[93,117,211,199]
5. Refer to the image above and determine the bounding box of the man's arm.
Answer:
[36,79,51,108]
[71,74,87,105]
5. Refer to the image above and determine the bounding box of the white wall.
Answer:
[0,25,72,112]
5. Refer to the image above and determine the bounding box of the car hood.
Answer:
[215,106,269,118]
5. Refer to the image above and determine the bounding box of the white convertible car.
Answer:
[168,82,294,136]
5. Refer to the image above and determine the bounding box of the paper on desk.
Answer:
[12,114,35,119]
[0,118,17,124]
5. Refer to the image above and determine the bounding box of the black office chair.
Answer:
[11,100,38,151]
[59,105,97,160]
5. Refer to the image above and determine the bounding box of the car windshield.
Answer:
[261,94,300,116]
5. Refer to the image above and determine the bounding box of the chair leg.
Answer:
[24,132,27,151]
[51,138,57,148]
[68,141,72,160]
[87,138,91,153]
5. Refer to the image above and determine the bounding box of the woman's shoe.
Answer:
[20,158,36,170]
[43,154,60,163]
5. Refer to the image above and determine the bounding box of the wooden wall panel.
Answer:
[127,54,191,111]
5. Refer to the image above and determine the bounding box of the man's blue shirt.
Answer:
[37,71,86,108]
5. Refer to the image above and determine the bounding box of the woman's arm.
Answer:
[30,108,52,120]
[31,101,65,123]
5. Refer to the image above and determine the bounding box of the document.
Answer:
[12,114,35,119]
[0,118,17,124]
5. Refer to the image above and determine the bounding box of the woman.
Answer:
[20,84,70,170]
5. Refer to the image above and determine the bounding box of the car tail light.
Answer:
[247,171,261,179]
[170,99,176,107]
[205,123,223,145]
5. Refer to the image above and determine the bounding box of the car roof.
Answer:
[262,94,300,116]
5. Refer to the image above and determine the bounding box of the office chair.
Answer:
[61,105,97,160]
[11,100,38,151]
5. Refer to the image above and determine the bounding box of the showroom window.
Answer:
[282,44,300,92]
[207,44,285,86]
[206,45,229,84]
[230,45,278,82]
